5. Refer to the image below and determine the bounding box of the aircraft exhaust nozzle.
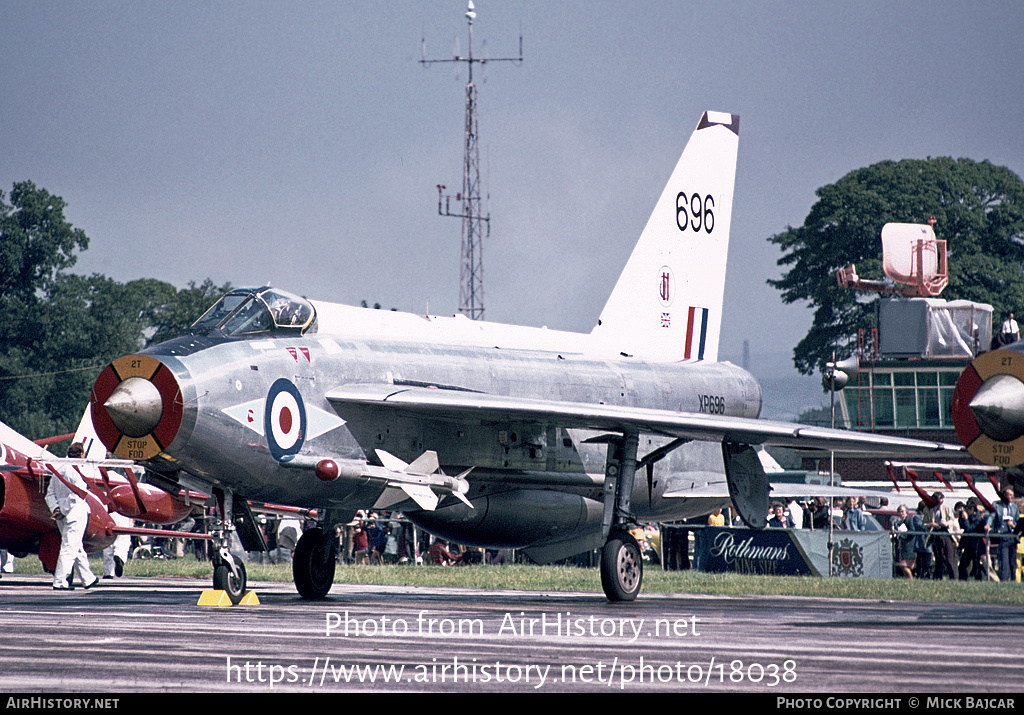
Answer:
[104,377,164,438]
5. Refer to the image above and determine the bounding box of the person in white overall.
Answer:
[45,442,99,590]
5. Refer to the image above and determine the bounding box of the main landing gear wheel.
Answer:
[293,527,337,600]
[213,557,247,606]
[600,531,643,602]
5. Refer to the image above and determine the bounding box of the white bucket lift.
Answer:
[836,221,990,358]
[837,222,948,297]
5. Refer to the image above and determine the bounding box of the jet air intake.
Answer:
[91,354,188,460]
[952,341,1024,466]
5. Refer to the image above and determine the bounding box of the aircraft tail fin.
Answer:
[591,111,739,363]
[0,420,54,461]
[72,407,108,460]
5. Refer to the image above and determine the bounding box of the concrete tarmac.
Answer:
[1,572,1023,693]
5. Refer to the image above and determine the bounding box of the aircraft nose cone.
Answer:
[969,373,1024,442]
[104,376,164,438]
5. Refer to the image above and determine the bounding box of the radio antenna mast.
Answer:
[422,1,522,320]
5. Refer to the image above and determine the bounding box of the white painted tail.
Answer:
[591,111,739,363]
[72,407,108,460]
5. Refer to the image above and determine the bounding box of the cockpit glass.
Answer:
[222,297,274,335]
[263,289,315,330]
[190,288,316,337]
[191,292,250,333]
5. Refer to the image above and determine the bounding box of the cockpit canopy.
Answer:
[190,287,317,337]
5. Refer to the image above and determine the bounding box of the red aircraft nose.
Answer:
[91,355,185,460]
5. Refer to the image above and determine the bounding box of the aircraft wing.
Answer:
[325,384,964,458]
[673,481,900,500]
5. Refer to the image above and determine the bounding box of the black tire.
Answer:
[293,527,337,600]
[213,558,247,605]
[600,531,643,602]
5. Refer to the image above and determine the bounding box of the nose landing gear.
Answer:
[213,553,248,605]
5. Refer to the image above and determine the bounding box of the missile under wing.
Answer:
[89,111,962,603]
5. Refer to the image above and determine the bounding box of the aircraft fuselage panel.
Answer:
[91,333,760,517]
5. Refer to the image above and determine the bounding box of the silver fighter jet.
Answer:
[90,111,962,602]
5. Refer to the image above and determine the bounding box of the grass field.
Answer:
[12,555,1024,605]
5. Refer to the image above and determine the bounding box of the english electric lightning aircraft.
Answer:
[89,111,963,603]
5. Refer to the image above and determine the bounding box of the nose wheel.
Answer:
[213,553,247,605]
[209,488,248,605]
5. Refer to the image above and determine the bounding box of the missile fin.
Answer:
[399,483,439,511]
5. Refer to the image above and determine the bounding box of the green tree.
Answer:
[0,181,230,436]
[0,273,182,437]
[0,181,88,304]
[768,158,1024,375]
[0,182,95,436]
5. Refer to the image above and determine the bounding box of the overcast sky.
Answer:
[2,1,1022,415]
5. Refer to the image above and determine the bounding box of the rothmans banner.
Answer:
[693,527,892,578]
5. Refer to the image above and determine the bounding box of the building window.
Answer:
[843,368,961,431]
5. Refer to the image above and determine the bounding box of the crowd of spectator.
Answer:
[35,484,1018,583]
[891,488,1022,581]
[657,487,1023,582]
[333,510,508,567]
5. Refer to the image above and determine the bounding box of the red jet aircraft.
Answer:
[0,418,208,573]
